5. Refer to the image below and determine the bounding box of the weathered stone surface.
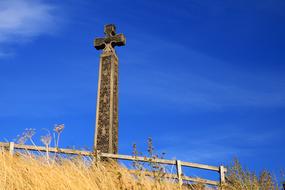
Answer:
[94,34,126,50]
[94,24,125,154]
[94,24,126,50]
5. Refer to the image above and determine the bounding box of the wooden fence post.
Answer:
[176,160,183,187]
[95,150,101,164]
[219,165,226,185]
[9,142,15,156]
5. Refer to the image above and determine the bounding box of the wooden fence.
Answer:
[0,142,227,187]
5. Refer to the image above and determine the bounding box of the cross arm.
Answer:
[94,34,126,50]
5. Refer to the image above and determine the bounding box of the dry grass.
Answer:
[0,151,282,190]
[222,159,281,190]
[0,151,181,190]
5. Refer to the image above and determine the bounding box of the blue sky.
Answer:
[0,0,285,180]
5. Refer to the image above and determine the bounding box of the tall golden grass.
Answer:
[0,151,282,190]
[0,152,181,190]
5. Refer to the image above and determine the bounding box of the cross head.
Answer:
[94,24,126,50]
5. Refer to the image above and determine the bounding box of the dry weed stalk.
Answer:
[54,124,64,148]
[40,130,52,161]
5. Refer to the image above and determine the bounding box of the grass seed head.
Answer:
[54,124,64,134]
[41,134,51,146]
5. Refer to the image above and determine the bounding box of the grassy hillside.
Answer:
[0,151,281,190]
[0,152,181,190]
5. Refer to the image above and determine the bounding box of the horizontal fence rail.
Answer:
[0,142,227,187]
[128,170,220,186]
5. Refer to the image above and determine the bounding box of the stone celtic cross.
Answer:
[93,24,126,154]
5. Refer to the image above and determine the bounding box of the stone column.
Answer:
[94,24,125,154]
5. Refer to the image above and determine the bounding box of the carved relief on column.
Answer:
[96,55,112,153]
[112,61,119,154]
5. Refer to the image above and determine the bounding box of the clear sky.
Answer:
[0,0,284,181]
